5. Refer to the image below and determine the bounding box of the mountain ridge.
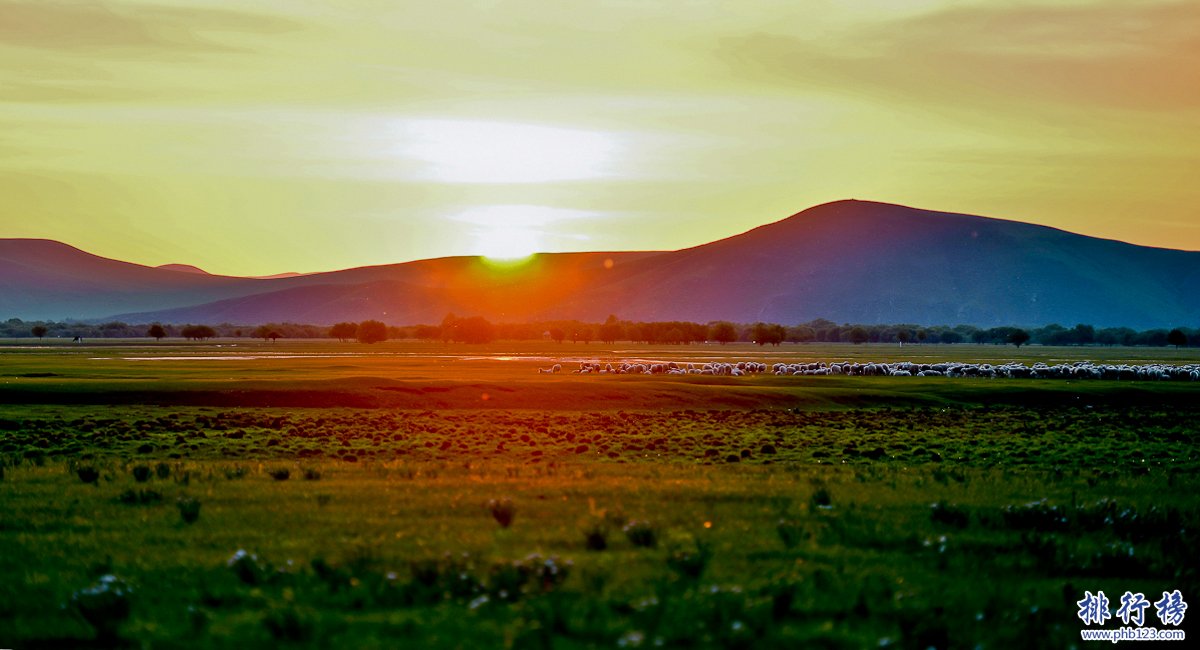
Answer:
[3,200,1197,328]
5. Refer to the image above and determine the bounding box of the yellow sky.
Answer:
[2,0,1198,275]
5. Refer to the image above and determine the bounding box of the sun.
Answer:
[451,205,595,261]
[475,227,539,261]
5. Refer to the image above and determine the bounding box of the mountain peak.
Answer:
[157,263,210,275]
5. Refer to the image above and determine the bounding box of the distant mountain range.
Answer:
[3,200,1198,329]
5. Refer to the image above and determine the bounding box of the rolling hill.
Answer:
[3,200,1198,328]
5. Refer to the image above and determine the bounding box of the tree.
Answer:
[897,329,912,347]
[440,313,458,343]
[848,326,869,345]
[357,320,388,344]
[709,321,737,345]
[752,322,784,346]
[786,326,816,343]
[1167,328,1188,348]
[454,316,495,344]
[413,324,441,340]
[147,324,166,341]
[940,330,963,344]
[598,315,623,344]
[1008,329,1031,348]
[549,328,565,344]
[1073,323,1095,345]
[181,325,216,341]
[251,325,280,341]
[329,322,358,342]
[30,325,47,339]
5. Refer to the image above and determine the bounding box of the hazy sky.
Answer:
[2,0,1197,275]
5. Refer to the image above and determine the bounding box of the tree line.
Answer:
[4,316,1194,348]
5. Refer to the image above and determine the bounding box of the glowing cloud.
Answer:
[392,119,622,184]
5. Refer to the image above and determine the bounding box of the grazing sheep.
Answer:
[532,356,1200,385]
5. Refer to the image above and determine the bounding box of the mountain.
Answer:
[156,263,210,275]
[3,201,1198,328]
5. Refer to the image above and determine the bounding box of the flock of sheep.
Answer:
[537,360,1200,381]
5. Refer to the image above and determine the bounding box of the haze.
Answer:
[1,0,1198,276]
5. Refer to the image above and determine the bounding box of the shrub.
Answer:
[117,488,162,505]
[929,501,970,529]
[776,519,809,550]
[227,549,264,585]
[70,575,132,642]
[269,468,291,481]
[665,534,711,579]
[488,498,515,528]
[623,520,658,548]
[177,497,201,524]
[302,467,321,481]
[155,462,171,479]
[582,519,608,551]
[262,605,315,642]
[131,465,151,483]
[77,466,100,485]
[810,487,833,510]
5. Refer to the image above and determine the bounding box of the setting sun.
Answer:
[475,227,539,261]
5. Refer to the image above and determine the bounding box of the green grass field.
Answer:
[1,340,1197,648]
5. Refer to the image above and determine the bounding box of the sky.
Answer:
[1,0,1198,276]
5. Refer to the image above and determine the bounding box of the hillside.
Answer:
[4,201,1198,328]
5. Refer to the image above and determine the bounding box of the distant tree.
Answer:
[939,330,963,344]
[752,322,784,346]
[1008,329,1031,348]
[413,324,441,340]
[455,316,495,344]
[329,322,358,342]
[786,325,816,343]
[1073,323,1095,345]
[916,329,928,344]
[897,329,912,347]
[31,325,47,339]
[147,324,166,341]
[549,328,565,344]
[709,321,737,345]
[440,313,458,343]
[181,325,216,341]
[598,315,624,344]
[234,329,243,337]
[848,326,869,345]
[1135,329,1169,347]
[1167,328,1188,348]
[357,320,388,344]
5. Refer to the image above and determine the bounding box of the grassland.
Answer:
[1,340,1197,648]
